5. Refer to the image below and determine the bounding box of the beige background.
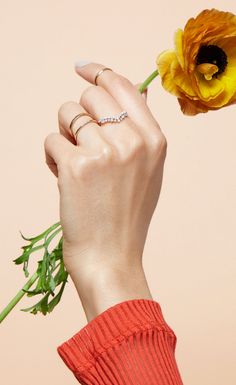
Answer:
[0,1,235,384]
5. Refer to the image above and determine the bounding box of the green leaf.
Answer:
[13,249,32,265]
[12,225,67,318]
[13,244,45,265]
[23,288,43,297]
[53,261,68,286]
[21,293,50,315]
[19,221,61,243]
[49,251,56,269]
[48,274,56,294]
[38,251,49,292]
[1,224,65,322]
[19,230,33,241]
[47,280,67,313]
[40,294,50,315]
[23,262,30,277]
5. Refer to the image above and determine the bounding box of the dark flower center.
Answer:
[196,45,228,77]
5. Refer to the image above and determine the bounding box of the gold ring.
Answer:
[74,119,98,140]
[94,67,113,85]
[69,112,93,133]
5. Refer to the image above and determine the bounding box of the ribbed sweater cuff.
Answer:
[57,299,177,374]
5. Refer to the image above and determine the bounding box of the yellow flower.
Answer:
[156,8,236,115]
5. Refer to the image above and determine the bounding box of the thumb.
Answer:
[135,83,148,103]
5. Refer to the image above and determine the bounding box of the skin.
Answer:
[44,62,167,322]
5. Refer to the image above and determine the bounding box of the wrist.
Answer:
[68,261,153,322]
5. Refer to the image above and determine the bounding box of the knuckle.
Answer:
[99,145,114,163]
[149,133,167,156]
[59,146,115,183]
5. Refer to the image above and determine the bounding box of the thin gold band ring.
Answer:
[69,112,93,132]
[74,119,98,140]
[94,67,113,85]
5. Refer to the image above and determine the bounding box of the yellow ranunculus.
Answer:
[156,8,236,115]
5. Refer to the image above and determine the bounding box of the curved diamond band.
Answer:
[97,111,128,125]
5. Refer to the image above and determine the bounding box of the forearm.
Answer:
[67,259,153,323]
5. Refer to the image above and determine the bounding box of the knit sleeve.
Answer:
[57,299,184,385]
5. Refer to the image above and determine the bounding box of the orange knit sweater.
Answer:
[57,299,184,384]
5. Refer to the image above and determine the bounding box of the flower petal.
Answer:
[156,50,181,96]
[217,36,236,69]
[178,96,210,115]
[197,59,236,108]
[183,9,236,73]
[174,28,185,69]
[170,59,196,98]
[215,66,236,105]
[193,72,224,101]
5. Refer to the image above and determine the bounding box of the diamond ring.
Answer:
[97,111,128,125]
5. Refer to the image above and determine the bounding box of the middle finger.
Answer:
[79,85,145,154]
[75,62,162,137]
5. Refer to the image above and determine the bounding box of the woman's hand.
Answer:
[44,62,167,284]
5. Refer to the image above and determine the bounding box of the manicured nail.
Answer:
[75,60,92,68]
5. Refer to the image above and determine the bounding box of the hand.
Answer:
[44,62,167,281]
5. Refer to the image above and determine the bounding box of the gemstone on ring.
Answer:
[97,110,128,125]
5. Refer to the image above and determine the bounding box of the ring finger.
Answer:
[58,101,107,154]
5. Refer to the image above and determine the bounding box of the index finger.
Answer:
[74,61,160,131]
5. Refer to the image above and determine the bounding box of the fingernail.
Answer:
[75,60,92,68]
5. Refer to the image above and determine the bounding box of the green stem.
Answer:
[0,271,39,323]
[138,69,159,93]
